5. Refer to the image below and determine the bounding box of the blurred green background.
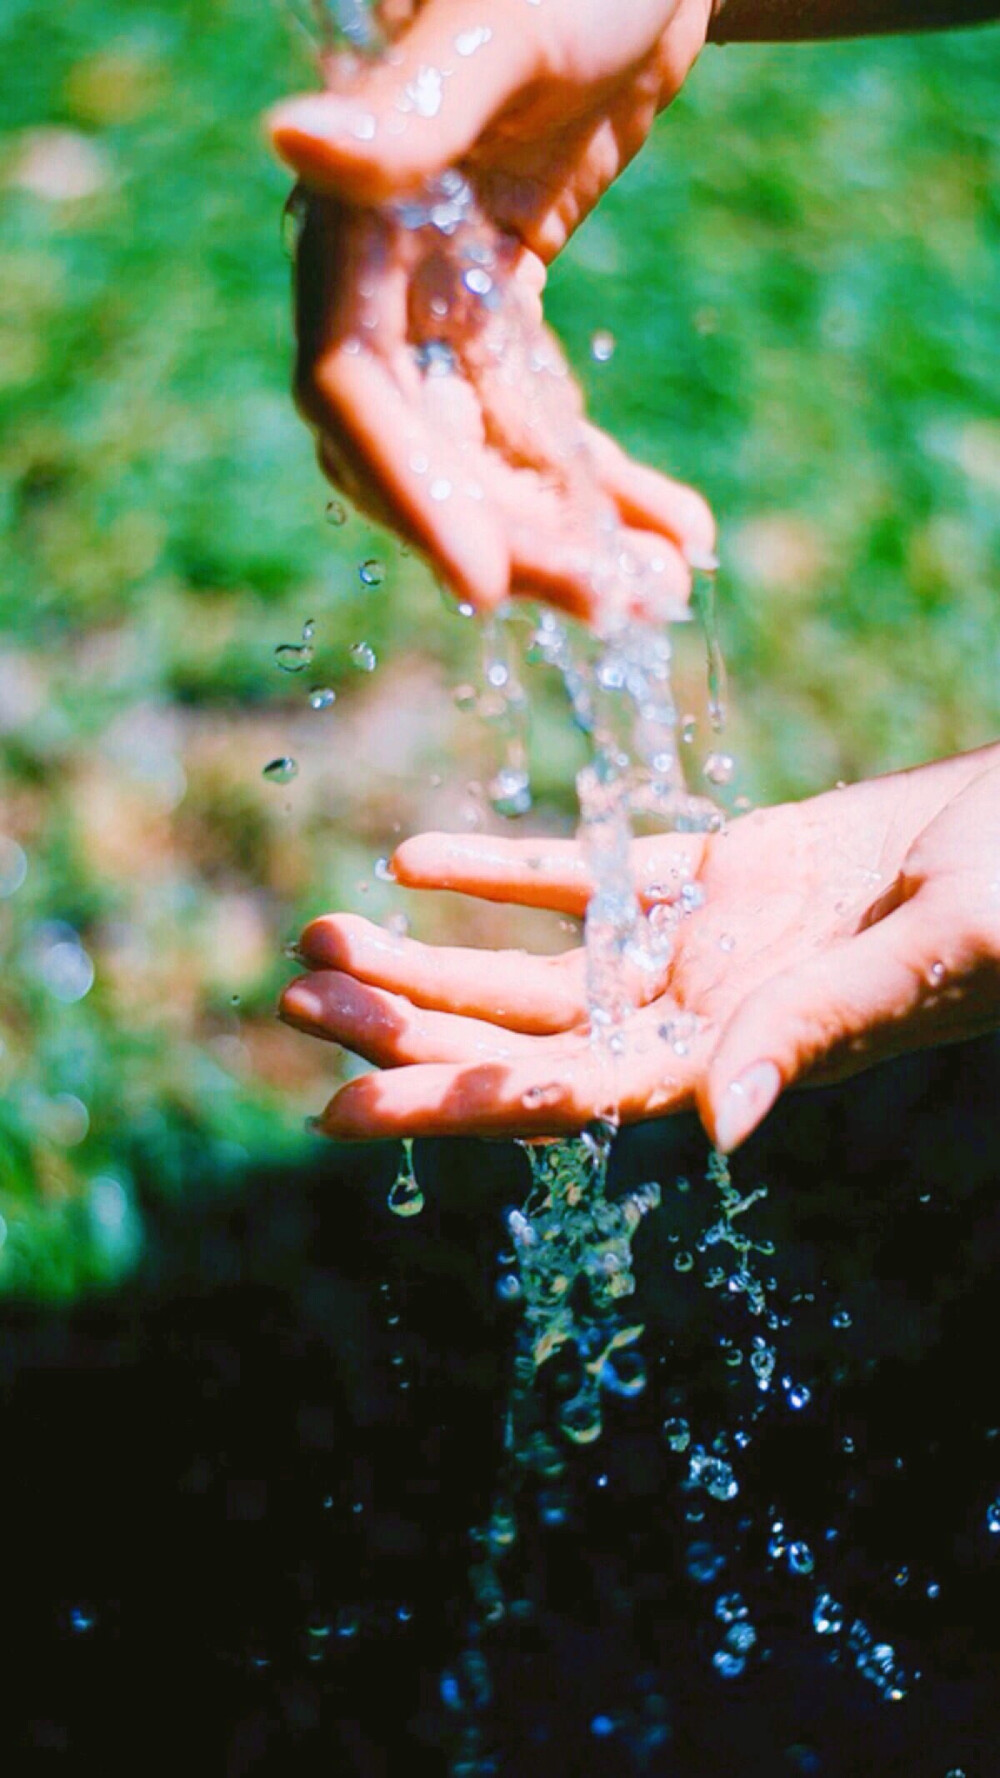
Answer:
[1,2,999,1294]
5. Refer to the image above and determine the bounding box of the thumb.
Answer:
[268,0,541,201]
[699,897,944,1154]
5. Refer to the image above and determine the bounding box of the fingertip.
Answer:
[320,1074,386,1141]
[280,975,325,1029]
[298,914,359,969]
[390,832,452,887]
[709,1058,783,1155]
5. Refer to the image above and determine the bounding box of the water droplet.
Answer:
[275,642,313,672]
[350,642,377,672]
[560,1393,602,1445]
[521,1081,564,1110]
[928,961,946,986]
[719,932,736,953]
[489,766,532,818]
[590,1714,615,1737]
[712,1650,745,1679]
[783,1378,812,1411]
[812,1592,844,1635]
[496,1273,521,1303]
[725,1622,757,1654]
[704,751,735,787]
[689,1451,739,1502]
[70,1608,95,1633]
[788,1541,815,1576]
[674,1251,694,1273]
[430,477,453,501]
[415,339,456,377]
[663,1417,691,1453]
[374,855,396,883]
[687,1542,726,1584]
[464,267,493,297]
[263,757,298,785]
[388,1173,424,1219]
[590,330,616,363]
[987,1499,1000,1533]
[715,1592,748,1624]
[359,558,385,587]
[326,499,347,525]
[309,686,336,710]
[0,836,28,898]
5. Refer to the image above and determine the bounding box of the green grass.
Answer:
[1,5,998,1293]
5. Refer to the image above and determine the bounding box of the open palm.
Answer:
[280,746,1000,1150]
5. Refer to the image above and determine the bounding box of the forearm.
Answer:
[708,0,1000,41]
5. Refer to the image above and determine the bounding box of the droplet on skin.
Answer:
[430,478,453,501]
[350,642,377,672]
[359,558,385,587]
[455,25,492,53]
[374,856,396,883]
[404,66,444,119]
[263,757,298,784]
[928,961,946,986]
[309,687,336,711]
[464,266,493,298]
[350,113,376,141]
[521,1081,563,1109]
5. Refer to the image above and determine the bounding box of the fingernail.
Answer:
[280,982,322,1027]
[269,95,371,144]
[714,1060,781,1154]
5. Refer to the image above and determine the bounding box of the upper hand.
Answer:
[270,0,715,262]
[269,0,716,617]
[279,745,1000,1149]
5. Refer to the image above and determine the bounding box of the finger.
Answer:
[391,831,708,914]
[280,970,537,1065]
[297,913,586,1033]
[508,522,691,626]
[310,342,511,609]
[700,893,960,1155]
[268,0,542,202]
[584,423,717,569]
[317,1034,694,1141]
[392,831,591,913]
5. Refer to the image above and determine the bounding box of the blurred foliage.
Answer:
[1,2,999,1294]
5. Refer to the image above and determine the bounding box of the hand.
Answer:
[279,745,1000,1150]
[270,0,715,260]
[269,0,717,616]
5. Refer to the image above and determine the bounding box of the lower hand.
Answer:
[280,745,1000,1150]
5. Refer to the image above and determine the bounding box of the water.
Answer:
[278,9,962,1760]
